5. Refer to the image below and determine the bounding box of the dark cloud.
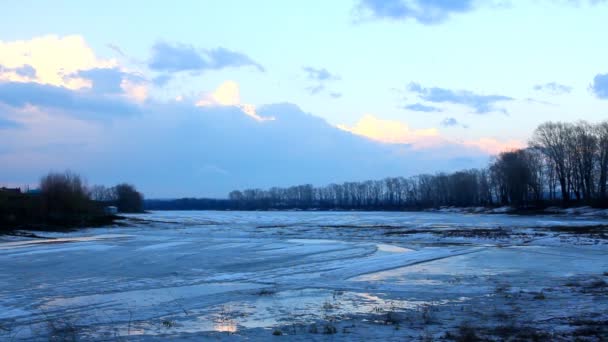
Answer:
[148,42,264,73]
[149,42,206,72]
[403,102,442,112]
[303,66,340,97]
[206,47,265,72]
[0,99,493,197]
[0,81,139,118]
[407,82,513,114]
[533,82,572,95]
[14,65,37,78]
[357,0,476,24]
[591,73,608,99]
[303,67,340,81]
[0,117,22,129]
[74,67,142,95]
[106,43,127,57]
[0,64,37,78]
[440,117,467,128]
[306,85,325,95]
[152,74,172,87]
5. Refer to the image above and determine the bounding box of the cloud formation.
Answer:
[0,35,117,89]
[196,81,273,121]
[0,81,140,118]
[303,67,339,81]
[403,102,442,112]
[0,34,525,197]
[0,64,37,78]
[148,42,264,73]
[0,117,21,129]
[73,67,143,95]
[462,138,524,155]
[0,101,496,197]
[533,82,572,95]
[338,114,440,146]
[0,35,148,103]
[440,117,461,127]
[302,66,341,98]
[591,73,608,99]
[407,82,513,114]
[357,0,475,24]
[340,114,519,155]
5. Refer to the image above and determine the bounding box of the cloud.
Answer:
[152,74,172,87]
[1,102,497,197]
[403,102,442,112]
[0,35,518,198]
[591,73,608,99]
[407,82,513,114]
[148,42,264,73]
[338,114,440,146]
[73,67,141,95]
[0,35,148,103]
[106,43,126,57]
[70,67,149,102]
[207,47,265,72]
[196,81,273,121]
[441,117,460,127]
[302,66,341,97]
[0,117,22,129]
[0,81,139,118]
[340,114,519,155]
[0,64,37,79]
[306,84,325,95]
[148,42,205,72]
[303,67,339,81]
[533,82,572,95]
[0,35,117,89]
[357,0,476,24]
[462,138,524,155]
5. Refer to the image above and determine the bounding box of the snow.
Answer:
[0,211,607,340]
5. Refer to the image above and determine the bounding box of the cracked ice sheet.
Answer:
[0,210,607,340]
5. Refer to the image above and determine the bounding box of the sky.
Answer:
[1,0,608,197]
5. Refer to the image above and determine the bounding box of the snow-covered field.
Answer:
[1,211,607,341]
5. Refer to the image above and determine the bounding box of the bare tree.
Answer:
[530,122,574,204]
[40,171,91,215]
[597,121,608,202]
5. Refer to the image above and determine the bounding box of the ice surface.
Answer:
[0,211,607,340]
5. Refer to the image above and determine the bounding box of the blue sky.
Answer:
[1,0,608,197]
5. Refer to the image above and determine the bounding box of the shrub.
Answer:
[114,183,144,213]
[40,171,92,217]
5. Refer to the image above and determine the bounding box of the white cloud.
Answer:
[462,137,525,155]
[0,35,115,89]
[196,81,274,121]
[0,35,148,102]
[338,114,440,147]
[339,114,524,155]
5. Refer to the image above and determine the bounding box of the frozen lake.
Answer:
[1,211,607,340]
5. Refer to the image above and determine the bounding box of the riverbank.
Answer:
[0,214,124,235]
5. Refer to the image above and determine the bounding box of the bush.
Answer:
[40,171,92,217]
[114,183,144,213]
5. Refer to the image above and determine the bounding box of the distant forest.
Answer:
[146,120,608,211]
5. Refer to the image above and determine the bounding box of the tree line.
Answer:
[1,171,144,229]
[147,120,608,211]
